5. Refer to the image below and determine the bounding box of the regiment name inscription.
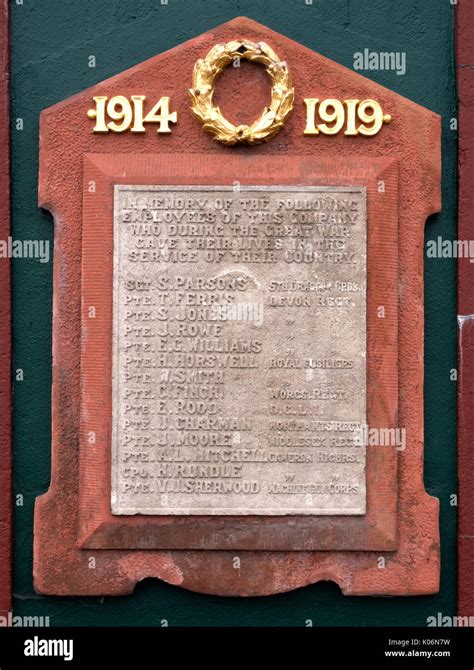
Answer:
[112,185,367,515]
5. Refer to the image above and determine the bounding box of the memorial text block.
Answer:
[112,185,367,515]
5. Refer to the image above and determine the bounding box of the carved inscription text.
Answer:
[112,186,367,515]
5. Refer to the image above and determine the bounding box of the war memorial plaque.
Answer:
[34,17,441,597]
[112,185,367,515]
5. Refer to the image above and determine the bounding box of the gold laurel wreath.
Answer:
[189,40,294,145]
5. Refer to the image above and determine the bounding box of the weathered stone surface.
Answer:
[78,151,397,553]
[112,185,367,516]
[34,16,441,596]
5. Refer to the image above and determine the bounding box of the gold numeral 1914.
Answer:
[87,95,178,133]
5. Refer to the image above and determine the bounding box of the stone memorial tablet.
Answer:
[112,185,367,515]
[34,16,441,597]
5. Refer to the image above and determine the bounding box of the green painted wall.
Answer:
[10,0,457,626]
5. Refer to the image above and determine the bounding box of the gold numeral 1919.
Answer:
[304,98,391,137]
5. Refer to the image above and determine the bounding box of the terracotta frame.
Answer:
[34,17,441,596]
[79,153,398,552]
